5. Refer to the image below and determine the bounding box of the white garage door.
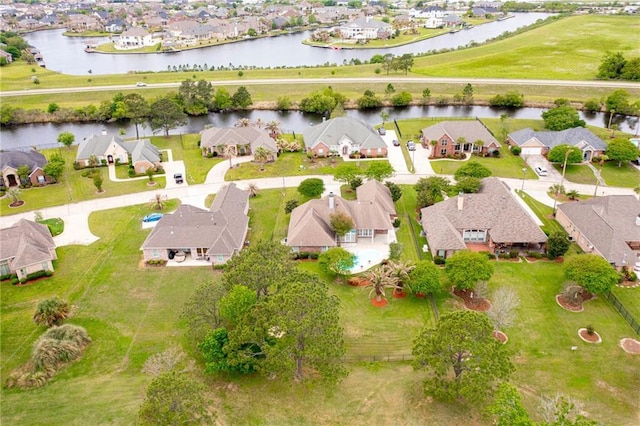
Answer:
[520,147,542,156]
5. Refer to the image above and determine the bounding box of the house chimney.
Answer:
[329,192,335,209]
[457,192,464,211]
[636,214,640,226]
[101,128,107,136]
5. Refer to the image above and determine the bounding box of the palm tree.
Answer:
[150,193,166,210]
[265,120,282,138]
[247,182,259,197]
[234,118,251,127]
[365,266,397,305]
[387,260,415,296]
[222,144,237,168]
[253,147,271,171]
[7,188,21,205]
[566,189,580,200]
[33,297,71,327]
[254,118,264,128]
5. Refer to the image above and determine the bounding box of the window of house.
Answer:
[437,250,445,258]
[463,229,486,242]
[41,262,49,271]
[341,229,356,243]
[37,175,45,183]
[377,148,382,153]
[454,144,461,151]
[0,260,10,276]
[473,145,479,151]
[441,140,447,146]
[216,255,225,262]
[152,249,159,258]
[357,229,373,237]
[440,148,447,156]
[318,148,324,155]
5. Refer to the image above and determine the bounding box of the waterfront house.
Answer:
[421,120,501,158]
[420,177,547,258]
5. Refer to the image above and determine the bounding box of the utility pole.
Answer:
[552,149,570,215]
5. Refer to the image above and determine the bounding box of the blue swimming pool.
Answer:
[350,249,386,273]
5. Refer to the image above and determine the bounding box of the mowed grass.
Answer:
[2,200,640,424]
[600,162,640,188]
[1,203,213,424]
[517,190,564,234]
[411,15,640,80]
[552,163,598,185]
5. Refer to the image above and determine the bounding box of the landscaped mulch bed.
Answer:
[555,292,595,312]
[452,288,491,311]
[620,338,640,354]
[348,277,369,287]
[578,328,602,344]
[371,298,388,307]
[493,330,508,344]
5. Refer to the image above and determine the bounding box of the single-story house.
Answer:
[200,127,278,160]
[420,177,547,259]
[286,180,397,252]
[302,117,388,158]
[76,132,162,174]
[556,195,640,268]
[508,127,607,161]
[0,150,52,188]
[141,183,250,265]
[420,120,501,158]
[0,219,57,280]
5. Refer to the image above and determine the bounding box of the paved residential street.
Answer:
[1,157,637,247]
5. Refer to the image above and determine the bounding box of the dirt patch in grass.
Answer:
[620,338,640,354]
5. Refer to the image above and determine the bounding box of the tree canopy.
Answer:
[318,247,356,278]
[541,105,586,131]
[606,139,639,167]
[408,260,442,296]
[138,371,215,425]
[454,161,491,180]
[445,250,493,290]
[546,231,571,260]
[412,310,514,405]
[547,145,583,164]
[564,254,619,294]
[149,95,187,136]
[297,178,325,198]
[364,162,394,181]
[57,131,75,149]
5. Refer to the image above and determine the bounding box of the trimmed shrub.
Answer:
[434,256,446,265]
[510,146,522,155]
[509,249,519,259]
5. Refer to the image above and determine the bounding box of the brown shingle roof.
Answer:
[0,219,56,270]
[421,121,500,147]
[141,185,249,257]
[557,195,640,266]
[420,178,547,251]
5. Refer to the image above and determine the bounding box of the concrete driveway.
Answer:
[525,155,562,182]
[379,130,408,174]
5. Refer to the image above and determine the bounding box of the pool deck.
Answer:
[346,242,391,274]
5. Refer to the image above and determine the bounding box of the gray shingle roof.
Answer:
[421,121,500,147]
[509,127,606,151]
[76,134,125,160]
[123,139,161,164]
[0,150,47,172]
[302,117,386,150]
[0,219,56,270]
[558,195,640,267]
[141,184,249,257]
[420,178,547,251]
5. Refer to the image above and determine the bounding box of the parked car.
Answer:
[173,173,184,184]
[392,139,400,146]
[407,141,416,151]
[378,127,386,135]
[142,212,163,223]
[136,82,147,87]
[534,166,548,177]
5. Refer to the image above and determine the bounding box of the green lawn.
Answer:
[516,190,564,234]
[246,187,304,243]
[2,197,640,424]
[0,147,165,216]
[612,286,640,321]
[600,162,640,188]
[552,164,598,185]
[395,185,429,262]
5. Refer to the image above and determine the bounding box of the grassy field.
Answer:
[411,15,640,80]
[2,15,640,111]
[2,193,640,424]
[600,162,640,188]
[552,163,598,185]
[517,190,565,235]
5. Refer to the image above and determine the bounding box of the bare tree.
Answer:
[538,394,587,425]
[487,287,520,330]
[142,347,194,376]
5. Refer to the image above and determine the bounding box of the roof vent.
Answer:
[636,214,640,227]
